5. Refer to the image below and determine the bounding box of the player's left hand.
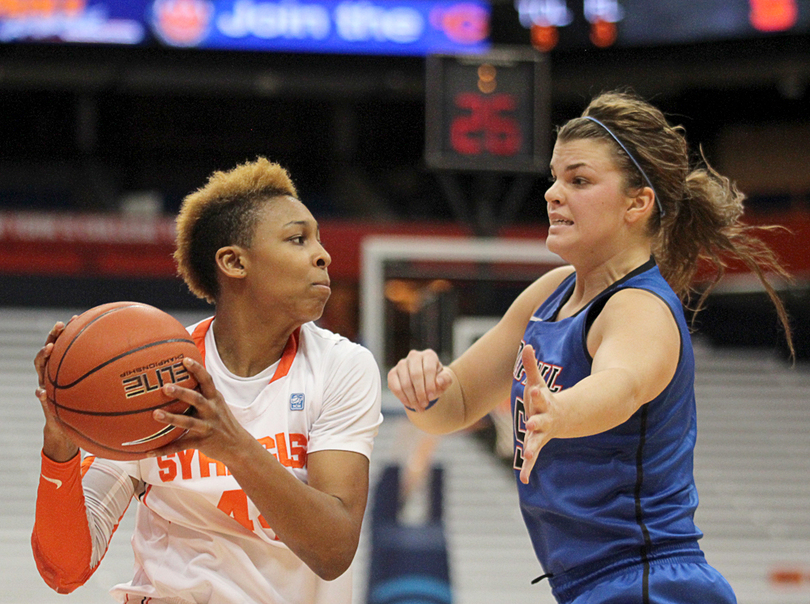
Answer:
[148,357,253,464]
[519,344,561,485]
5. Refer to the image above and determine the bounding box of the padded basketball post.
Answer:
[366,464,452,604]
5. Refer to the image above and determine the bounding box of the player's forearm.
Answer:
[223,438,361,580]
[404,398,465,435]
[42,422,80,463]
[549,368,645,439]
[32,453,95,593]
[402,367,477,435]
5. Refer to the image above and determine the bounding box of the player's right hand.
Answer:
[388,349,454,413]
[34,320,80,462]
[34,320,66,409]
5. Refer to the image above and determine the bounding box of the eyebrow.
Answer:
[283,219,320,234]
[550,161,589,174]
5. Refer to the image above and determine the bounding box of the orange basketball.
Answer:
[44,302,203,460]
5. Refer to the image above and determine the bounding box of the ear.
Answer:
[625,186,656,224]
[215,246,247,279]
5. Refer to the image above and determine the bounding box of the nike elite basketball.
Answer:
[45,302,202,460]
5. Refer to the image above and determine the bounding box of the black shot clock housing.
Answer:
[425,47,551,174]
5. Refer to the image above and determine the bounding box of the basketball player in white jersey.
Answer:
[32,157,383,604]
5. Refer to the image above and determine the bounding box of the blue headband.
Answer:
[583,116,665,217]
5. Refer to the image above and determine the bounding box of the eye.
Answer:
[290,235,306,244]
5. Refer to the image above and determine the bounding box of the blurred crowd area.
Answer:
[1,1,809,361]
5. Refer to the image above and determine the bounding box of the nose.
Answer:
[545,179,561,206]
[315,241,331,268]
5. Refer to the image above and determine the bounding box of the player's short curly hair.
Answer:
[174,157,298,304]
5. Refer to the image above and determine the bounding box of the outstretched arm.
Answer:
[388,266,576,435]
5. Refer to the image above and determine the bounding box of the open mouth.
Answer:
[551,219,573,226]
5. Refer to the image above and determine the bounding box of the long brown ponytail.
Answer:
[557,90,794,358]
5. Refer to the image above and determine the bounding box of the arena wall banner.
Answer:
[0,0,491,56]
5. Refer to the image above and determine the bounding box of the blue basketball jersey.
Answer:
[511,259,703,577]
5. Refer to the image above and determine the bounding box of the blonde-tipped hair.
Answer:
[174,157,298,304]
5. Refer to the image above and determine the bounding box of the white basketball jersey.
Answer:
[108,319,383,604]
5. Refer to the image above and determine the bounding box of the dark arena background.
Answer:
[0,1,808,603]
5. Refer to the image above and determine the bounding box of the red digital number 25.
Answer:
[450,92,522,156]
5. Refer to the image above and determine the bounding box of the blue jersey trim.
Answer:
[634,404,652,604]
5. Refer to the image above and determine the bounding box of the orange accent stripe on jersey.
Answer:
[191,317,215,366]
[191,319,299,384]
[270,327,300,383]
[80,455,96,478]
[141,484,154,508]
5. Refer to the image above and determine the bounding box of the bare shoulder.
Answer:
[589,287,681,401]
[511,265,576,319]
[482,264,574,346]
[589,287,680,357]
[601,287,676,319]
[453,264,573,366]
[531,264,576,299]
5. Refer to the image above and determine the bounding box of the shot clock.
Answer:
[425,48,550,173]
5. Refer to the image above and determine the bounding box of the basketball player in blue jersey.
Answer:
[388,90,794,604]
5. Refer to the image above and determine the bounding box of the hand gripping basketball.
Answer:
[34,319,80,462]
[147,357,253,466]
[43,302,203,460]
